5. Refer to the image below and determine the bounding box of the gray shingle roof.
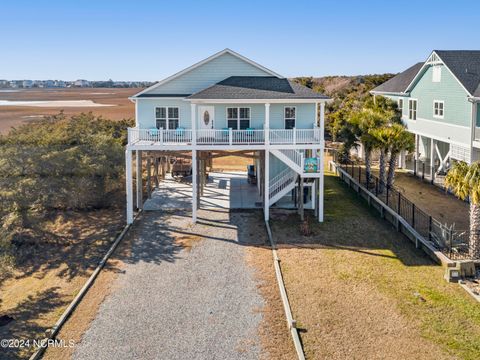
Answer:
[188,76,329,100]
[434,50,480,97]
[371,62,423,94]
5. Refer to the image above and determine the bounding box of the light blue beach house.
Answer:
[125,49,330,224]
[371,50,480,176]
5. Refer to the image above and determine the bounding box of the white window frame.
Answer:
[155,106,179,130]
[284,106,296,129]
[398,98,403,114]
[408,99,417,120]
[433,100,444,119]
[432,66,442,82]
[226,107,251,130]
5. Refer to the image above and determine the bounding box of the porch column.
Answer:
[126,149,134,224]
[264,150,270,221]
[430,138,435,175]
[191,103,197,145]
[192,150,197,223]
[319,102,325,223]
[265,103,270,144]
[319,148,324,223]
[136,150,142,209]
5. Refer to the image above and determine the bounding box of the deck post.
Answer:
[299,177,304,221]
[146,157,151,198]
[264,150,270,221]
[135,150,142,209]
[314,178,319,217]
[154,157,159,188]
[192,149,197,223]
[126,148,134,224]
[191,103,197,145]
[319,102,325,223]
[265,103,270,145]
[430,137,435,180]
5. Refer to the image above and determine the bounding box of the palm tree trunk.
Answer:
[379,149,386,192]
[387,151,398,188]
[365,147,371,187]
[469,202,480,259]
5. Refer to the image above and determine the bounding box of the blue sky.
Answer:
[2,0,479,80]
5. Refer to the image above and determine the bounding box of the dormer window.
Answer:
[432,66,442,82]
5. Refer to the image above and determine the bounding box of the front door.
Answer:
[198,106,214,130]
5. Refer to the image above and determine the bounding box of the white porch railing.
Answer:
[270,127,320,144]
[128,127,320,146]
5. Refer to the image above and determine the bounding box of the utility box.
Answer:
[444,261,476,282]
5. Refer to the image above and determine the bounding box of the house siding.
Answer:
[383,64,472,146]
[136,98,191,129]
[136,101,316,130]
[409,65,470,127]
[143,53,273,96]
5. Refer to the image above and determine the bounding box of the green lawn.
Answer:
[270,172,480,360]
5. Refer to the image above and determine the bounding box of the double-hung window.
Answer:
[284,107,296,129]
[408,99,417,120]
[433,100,444,119]
[398,99,403,114]
[227,107,250,129]
[155,107,179,129]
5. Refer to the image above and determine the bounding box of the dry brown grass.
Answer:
[0,88,138,134]
[363,167,469,229]
[245,246,297,360]
[42,223,133,360]
[270,173,480,360]
[0,206,125,359]
[212,156,253,172]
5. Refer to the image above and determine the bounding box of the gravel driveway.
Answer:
[73,209,267,360]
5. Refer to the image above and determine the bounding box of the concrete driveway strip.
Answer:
[73,209,266,360]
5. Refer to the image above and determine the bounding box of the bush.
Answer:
[0,112,134,264]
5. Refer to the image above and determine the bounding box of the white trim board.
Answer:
[132,49,283,98]
[407,129,470,148]
[404,116,470,129]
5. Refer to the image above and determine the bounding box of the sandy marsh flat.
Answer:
[0,87,139,134]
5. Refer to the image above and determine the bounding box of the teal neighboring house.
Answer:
[371,50,480,174]
[126,49,330,224]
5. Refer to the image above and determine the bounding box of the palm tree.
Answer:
[369,126,391,191]
[445,162,480,258]
[347,109,387,183]
[386,124,415,187]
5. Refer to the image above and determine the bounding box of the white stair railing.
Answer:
[269,168,297,200]
[277,148,304,172]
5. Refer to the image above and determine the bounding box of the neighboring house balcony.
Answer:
[127,127,322,149]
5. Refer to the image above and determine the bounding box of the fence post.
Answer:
[412,203,415,228]
[422,162,425,180]
[359,166,361,184]
[386,185,389,205]
[398,192,401,214]
[428,216,432,242]
[430,165,435,185]
[375,178,378,196]
[413,159,417,176]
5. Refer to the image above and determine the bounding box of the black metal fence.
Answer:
[329,153,476,260]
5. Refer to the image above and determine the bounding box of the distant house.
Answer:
[22,80,34,88]
[371,50,480,174]
[74,79,90,87]
[0,80,8,88]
